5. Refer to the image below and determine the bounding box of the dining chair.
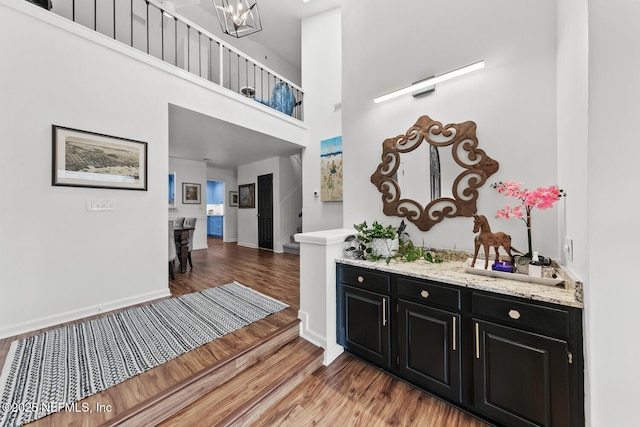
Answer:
[168,220,177,280]
[184,217,197,269]
[174,217,185,228]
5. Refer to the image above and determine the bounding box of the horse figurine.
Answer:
[471,214,514,270]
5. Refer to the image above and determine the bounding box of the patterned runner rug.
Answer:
[0,282,288,427]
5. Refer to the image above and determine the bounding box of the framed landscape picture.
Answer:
[182,182,201,204]
[238,183,255,208]
[52,125,147,190]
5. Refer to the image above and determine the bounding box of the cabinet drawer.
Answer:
[338,266,390,293]
[398,278,461,310]
[472,292,570,338]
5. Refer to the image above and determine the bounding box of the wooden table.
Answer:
[173,226,194,273]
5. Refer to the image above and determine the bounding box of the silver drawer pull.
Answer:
[508,309,521,320]
[420,290,430,299]
[357,275,365,283]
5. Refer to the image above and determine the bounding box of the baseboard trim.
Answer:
[298,309,343,366]
[0,288,171,339]
[237,242,258,249]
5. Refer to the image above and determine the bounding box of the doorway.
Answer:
[257,174,273,250]
[206,180,224,238]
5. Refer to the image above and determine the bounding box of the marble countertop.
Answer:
[336,257,584,309]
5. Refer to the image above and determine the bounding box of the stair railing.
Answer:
[34,0,304,121]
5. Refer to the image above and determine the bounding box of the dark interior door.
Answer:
[257,174,273,249]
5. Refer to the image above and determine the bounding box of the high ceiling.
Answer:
[172,0,341,70]
[167,0,341,170]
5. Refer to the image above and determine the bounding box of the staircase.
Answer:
[283,226,302,255]
[104,311,324,426]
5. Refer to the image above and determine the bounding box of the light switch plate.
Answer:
[87,199,115,211]
[564,237,573,262]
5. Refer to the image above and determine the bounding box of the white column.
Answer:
[295,228,355,365]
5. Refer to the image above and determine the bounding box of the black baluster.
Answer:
[161,10,164,61]
[130,0,133,47]
[187,25,190,72]
[146,1,149,54]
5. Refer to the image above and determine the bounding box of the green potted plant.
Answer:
[345,221,399,262]
[345,220,444,264]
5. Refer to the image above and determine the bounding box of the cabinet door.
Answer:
[398,300,461,402]
[207,182,215,204]
[217,182,226,204]
[339,284,391,368]
[216,217,223,236]
[473,319,570,427]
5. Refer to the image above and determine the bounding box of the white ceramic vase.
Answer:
[371,238,399,257]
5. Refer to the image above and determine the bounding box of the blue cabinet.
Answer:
[207,216,223,237]
[207,181,224,204]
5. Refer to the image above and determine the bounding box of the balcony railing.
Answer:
[31,0,304,121]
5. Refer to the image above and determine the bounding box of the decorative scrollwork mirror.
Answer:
[371,115,499,231]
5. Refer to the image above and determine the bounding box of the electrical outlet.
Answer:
[564,237,574,262]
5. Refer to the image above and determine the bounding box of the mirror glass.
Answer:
[371,115,499,231]
[169,172,176,209]
[394,138,445,202]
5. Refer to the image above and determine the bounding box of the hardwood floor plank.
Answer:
[158,338,323,427]
[1,238,490,426]
[254,353,490,427]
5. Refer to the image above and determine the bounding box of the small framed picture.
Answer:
[182,182,201,204]
[229,190,238,207]
[238,183,255,208]
[52,125,147,190]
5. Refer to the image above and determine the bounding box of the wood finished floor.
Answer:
[0,238,487,426]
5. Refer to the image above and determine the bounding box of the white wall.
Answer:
[301,8,343,232]
[279,155,303,245]
[342,0,559,258]
[556,0,591,421]
[557,0,589,276]
[0,0,306,337]
[207,166,238,242]
[168,157,208,250]
[586,1,639,424]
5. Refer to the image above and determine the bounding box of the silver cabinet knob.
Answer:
[421,290,430,299]
[508,309,521,320]
[357,275,365,283]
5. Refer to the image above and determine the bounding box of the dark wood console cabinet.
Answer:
[337,263,584,427]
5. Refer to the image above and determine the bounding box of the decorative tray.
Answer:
[463,258,564,287]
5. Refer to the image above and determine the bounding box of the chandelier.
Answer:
[213,0,262,38]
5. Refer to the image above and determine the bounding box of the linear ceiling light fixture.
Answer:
[373,60,485,104]
[213,0,262,38]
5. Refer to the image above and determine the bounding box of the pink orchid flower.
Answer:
[490,181,565,256]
